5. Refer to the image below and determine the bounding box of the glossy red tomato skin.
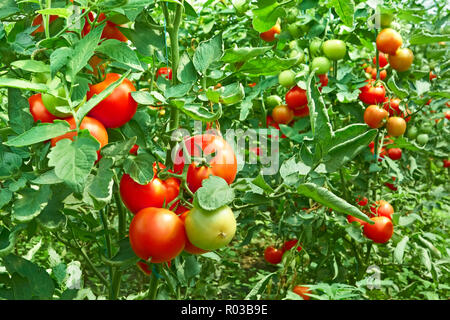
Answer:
[373,53,388,68]
[443,160,450,168]
[29,94,61,123]
[50,116,108,151]
[264,246,283,264]
[179,211,209,255]
[286,86,308,110]
[359,80,386,105]
[129,208,186,263]
[429,71,437,81]
[363,216,394,243]
[293,105,310,118]
[356,196,368,206]
[364,105,389,129]
[173,134,237,193]
[292,286,311,300]
[272,105,294,124]
[87,73,137,128]
[387,117,407,137]
[119,163,181,214]
[129,144,139,155]
[376,28,403,55]
[387,148,402,160]
[318,74,329,87]
[83,12,127,42]
[383,98,401,117]
[156,67,173,80]
[445,111,450,121]
[371,69,387,80]
[370,200,394,220]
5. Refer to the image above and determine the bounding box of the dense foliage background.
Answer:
[0,0,449,300]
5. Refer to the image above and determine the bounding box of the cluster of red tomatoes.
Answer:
[347,197,394,244]
[120,134,239,271]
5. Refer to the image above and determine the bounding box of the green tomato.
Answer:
[289,50,305,64]
[107,13,130,25]
[266,95,283,108]
[278,70,296,88]
[232,0,248,15]
[406,126,418,139]
[309,38,322,56]
[420,122,433,134]
[380,13,394,28]
[436,160,444,168]
[41,86,71,117]
[322,39,346,60]
[289,40,299,50]
[416,133,429,145]
[311,56,331,75]
[31,72,50,84]
[288,22,302,38]
[286,7,299,23]
[185,205,236,251]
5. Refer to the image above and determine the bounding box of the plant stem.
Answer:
[147,264,161,300]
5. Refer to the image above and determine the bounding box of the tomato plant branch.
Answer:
[147,264,161,300]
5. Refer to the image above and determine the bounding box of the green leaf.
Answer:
[0,0,18,19]
[67,24,104,80]
[327,0,354,27]
[418,235,441,259]
[83,158,114,210]
[244,272,276,300]
[297,183,372,223]
[251,175,274,193]
[195,176,235,211]
[36,185,72,231]
[218,82,245,105]
[177,51,198,83]
[4,122,71,147]
[100,238,139,269]
[3,254,55,299]
[32,170,64,185]
[7,88,34,135]
[387,74,409,99]
[419,247,431,271]
[96,39,144,72]
[252,3,283,33]
[394,236,409,264]
[0,225,26,258]
[11,60,50,73]
[0,78,47,92]
[193,33,224,75]
[222,46,272,63]
[50,47,73,78]
[177,102,222,122]
[410,31,450,45]
[47,131,100,193]
[36,8,72,18]
[12,185,51,223]
[123,153,155,185]
[101,138,137,158]
[165,82,193,99]
[238,56,298,75]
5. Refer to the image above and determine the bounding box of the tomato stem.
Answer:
[147,264,161,300]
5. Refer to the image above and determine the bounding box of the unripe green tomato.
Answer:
[289,40,299,50]
[380,13,394,28]
[311,56,331,75]
[278,70,296,88]
[32,72,50,84]
[288,22,302,38]
[406,126,418,139]
[266,95,283,108]
[108,13,130,25]
[322,39,346,60]
[309,38,322,56]
[289,50,305,64]
[286,7,299,23]
[185,205,236,251]
[416,133,429,145]
[436,160,444,168]
[41,86,71,117]
[420,122,433,134]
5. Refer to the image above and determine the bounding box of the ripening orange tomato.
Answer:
[272,105,294,124]
[376,28,403,55]
[388,48,414,72]
[260,23,281,42]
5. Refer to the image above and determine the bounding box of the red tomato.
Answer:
[376,28,403,55]
[282,239,302,252]
[173,134,237,193]
[373,53,388,68]
[356,196,368,206]
[370,200,394,220]
[429,71,437,81]
[248,82,257,87]
[136,260,171,275]
[266,115,286,139]
[364,105,389,129]
[31,15,58,35]
[29,93,61,123]
[87,73,137,128]
[179,211,209,255]
[443,160,450,168]
[359,80,386,105]
[286,86,308,110]
[363,216,394,243]
[50,116,108,153]
[82,12,127,42]
[318,74,329,87]
[272,105,294,124]
[293,105,310,118]
[387,148,402,160]
[371,68,387,80]
[129,144,139,155]
[119,163,181,214]
[264,246,283,264]
[444,110,450,120]
[156,67,173,81]
[292,285,311,300]
[129,208,186,263]
[383,98,401,117]
[260,23,281,42]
